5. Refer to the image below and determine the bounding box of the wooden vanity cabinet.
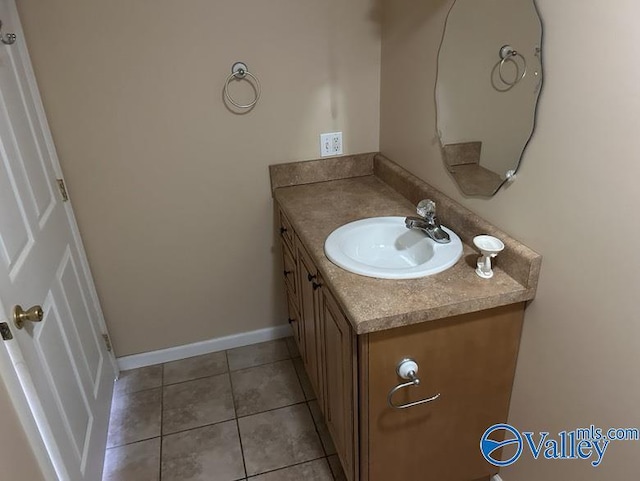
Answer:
[279,208,357,479]
[277,206,524,481]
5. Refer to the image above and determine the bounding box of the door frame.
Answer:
[0,0,118,478]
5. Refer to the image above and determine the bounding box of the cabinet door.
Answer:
[366,304,524,481]
[322,287,356,481]
[296,236,323,403]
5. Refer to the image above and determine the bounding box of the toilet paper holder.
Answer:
[387,358,441,410]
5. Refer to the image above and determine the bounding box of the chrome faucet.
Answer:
[405,199,451,244]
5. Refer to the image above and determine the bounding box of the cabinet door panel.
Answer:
[286,295,304,358]
[366,304,524,481]
[323,287,355,481]
[282,241,298,303]
[296,236,322,403]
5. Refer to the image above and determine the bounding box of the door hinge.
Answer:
[102,334,112,352]
[0,322,13,341]
[56,178,69,202]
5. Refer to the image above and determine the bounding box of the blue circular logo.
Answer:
[480,424,523,467]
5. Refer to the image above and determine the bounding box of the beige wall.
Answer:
[0,376,45,481]
[16,0,381,356]
[381,0,640,477]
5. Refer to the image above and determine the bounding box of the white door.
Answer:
[0,1,117,480]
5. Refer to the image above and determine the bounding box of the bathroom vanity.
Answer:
[270,153,541,481]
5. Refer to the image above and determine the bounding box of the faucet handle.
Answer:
[416,199,436,219]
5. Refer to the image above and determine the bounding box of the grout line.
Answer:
[161,415,237,438]
[228,354,293,373]
[305,401,329,457]
[162,370,231,389]
[227,350,248,480]
[228,355,293,374]
[326,455,338,481]
[113,383,163,396]
[245,455,328,479]
[236,400,308,420]
[107,433,162,450]
[290,355,316,402]
[157,400,311,440]
[104,436,162,451]
[225,351,239,418]
[234,420,248,480]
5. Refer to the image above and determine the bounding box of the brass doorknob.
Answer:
[13,305,44,330]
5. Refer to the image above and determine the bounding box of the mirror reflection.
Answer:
[436,0,543,196]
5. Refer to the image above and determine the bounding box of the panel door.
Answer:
[0,1,116,479]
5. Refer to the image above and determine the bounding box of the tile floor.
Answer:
[103,338,347,481]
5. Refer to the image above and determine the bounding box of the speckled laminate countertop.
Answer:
[271,154,541,334]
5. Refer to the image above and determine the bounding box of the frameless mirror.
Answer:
[436,0,543,196]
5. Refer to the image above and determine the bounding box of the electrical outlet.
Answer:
[320,132,343,157]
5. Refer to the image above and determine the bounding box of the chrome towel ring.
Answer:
[387,358,441,410]
[224,62,261,110]
[498,45,527,87]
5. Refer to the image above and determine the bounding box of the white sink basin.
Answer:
[324,217,463,279]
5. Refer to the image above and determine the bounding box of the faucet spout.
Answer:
[405,200,451,244]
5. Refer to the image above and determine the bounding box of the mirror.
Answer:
[436,0,543,196]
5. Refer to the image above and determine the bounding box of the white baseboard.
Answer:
[117,324,293,371]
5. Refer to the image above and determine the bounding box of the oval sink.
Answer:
[324,217,463,279]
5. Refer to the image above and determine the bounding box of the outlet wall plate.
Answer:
[320,132,343,157]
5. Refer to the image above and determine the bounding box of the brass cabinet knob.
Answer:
[13,305,44,330]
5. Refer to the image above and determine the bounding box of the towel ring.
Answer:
[224,62,261,110]
[387,358,441,410]
[498,45,527,86]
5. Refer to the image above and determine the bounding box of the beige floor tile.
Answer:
[114,365,163,395]
[102,438,160,481]
[107,388,162,448]
[163,374,235,434]
[231,359,304,417]
[285,336,300,358]
[238,404,324,476]
[293,357,316,401]
[328,455,347,481]
[308,400,336,456]
[162,421,245,481]
[163,351,228,385]
[227,339,290,371]
[249,458,333,480]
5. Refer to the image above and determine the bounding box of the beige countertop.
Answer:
[272,154,541,334]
